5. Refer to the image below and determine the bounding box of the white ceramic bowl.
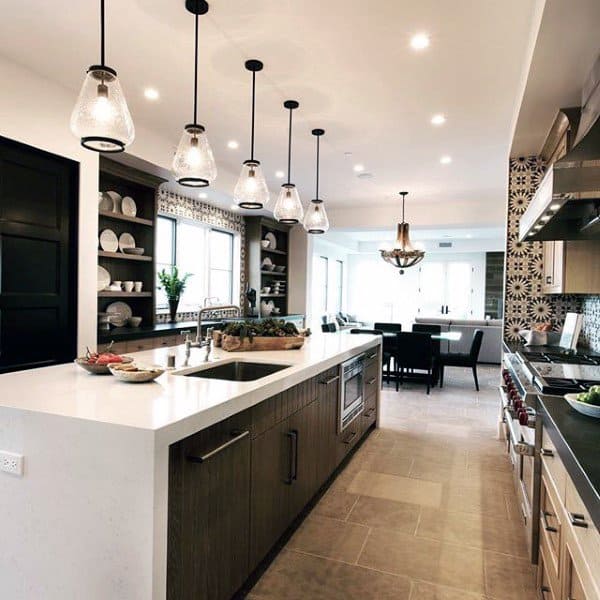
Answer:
[109,363,164,383]
[261,240,270,249]
[564,394,600,418]
[123,247,145,255]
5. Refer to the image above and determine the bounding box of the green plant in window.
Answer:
[157,266,192,301]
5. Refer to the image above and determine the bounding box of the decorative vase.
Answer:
[168,298,179,323]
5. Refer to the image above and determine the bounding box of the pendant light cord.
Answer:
[250,70,256,161]
[193,13,199,124]
[286,107,293,185]
[315,135,320,198]
[100,0,105,66]
[401,192,407,223]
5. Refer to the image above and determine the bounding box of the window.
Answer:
[334,260,344,314]
[155,216,238,311]
[311,255,328,318]
[209,229,234,304]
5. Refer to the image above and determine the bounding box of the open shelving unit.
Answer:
[246,217,290,317]
[97,158,165,330]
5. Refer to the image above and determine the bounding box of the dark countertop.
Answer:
[538,394,600,530]
[502,339,600,359]
[98,314,306,343]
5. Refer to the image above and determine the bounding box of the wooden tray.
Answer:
[221,335,305,352]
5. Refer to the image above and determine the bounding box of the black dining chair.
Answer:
[321,323,337,333]
[412,323,441,355]
[439,329,484,391]
[394,332,434,394]
[374,322,402,333]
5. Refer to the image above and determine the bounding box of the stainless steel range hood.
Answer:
[519,55,600,242]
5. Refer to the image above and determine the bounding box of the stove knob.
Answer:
[514,400,523,411]
[518,410,529,426]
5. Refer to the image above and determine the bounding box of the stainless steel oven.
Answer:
[339,354,364,432]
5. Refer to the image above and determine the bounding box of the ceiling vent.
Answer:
[438,241,453,248]
[357,172,373,179]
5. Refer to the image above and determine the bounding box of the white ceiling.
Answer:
[512,0,600,156]
[1,0,541,217]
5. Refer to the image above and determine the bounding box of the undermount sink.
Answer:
[177,361,290,382]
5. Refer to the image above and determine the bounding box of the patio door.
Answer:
[418,261,473,319]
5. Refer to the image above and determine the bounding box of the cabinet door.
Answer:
[542,242,558,294]
[317,367,340,484]
[167,412,251,600]
[250,421,292,571]
[563,540,589,600]
[288,399,321,519]
[551,241,564,291]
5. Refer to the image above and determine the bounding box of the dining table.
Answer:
[382,331,463,342]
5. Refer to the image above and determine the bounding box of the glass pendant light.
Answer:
[273,100,303,224]
[379,191,425,274]
[303,128,329,234]
[172,0,217,187]
[233,60,269,209]
[70,0,134,152]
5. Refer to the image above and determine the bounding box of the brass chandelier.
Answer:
[379,191,425,274]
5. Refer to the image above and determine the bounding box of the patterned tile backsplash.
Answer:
[155,186,246,322]
[581,296,600,351]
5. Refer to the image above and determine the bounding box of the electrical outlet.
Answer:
[0,451,24,476]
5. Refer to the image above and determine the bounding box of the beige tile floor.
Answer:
[249,366,537,600]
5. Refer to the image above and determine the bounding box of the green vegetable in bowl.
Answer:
[222,319,299,343]
[577,385,600,406]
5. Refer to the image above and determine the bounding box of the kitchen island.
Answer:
[0,331,381,600]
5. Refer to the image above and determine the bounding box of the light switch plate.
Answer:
[0,451,24,476]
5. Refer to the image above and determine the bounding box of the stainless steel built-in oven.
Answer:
[339,354,364,432]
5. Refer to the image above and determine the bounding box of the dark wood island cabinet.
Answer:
[167,347,380,600]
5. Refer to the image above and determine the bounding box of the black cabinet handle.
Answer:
[540,586,551,598]
[187,430,249,463]
[343,431,357,445]
[541,448,554,457]
[570,513,588,528]
[320,375,339,385]
[542,511,557,533]
[366,352,377,360]
[363,408,375,418]
[285,430,298,484]
[546,276,552,284]
[366,377,377,385]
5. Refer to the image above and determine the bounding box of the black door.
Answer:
[0,136,78,373]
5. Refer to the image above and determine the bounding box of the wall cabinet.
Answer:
[168,352,379,599]
[542,240,600,294]
[537,425,600,600]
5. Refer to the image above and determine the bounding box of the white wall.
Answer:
[347,251,489,329]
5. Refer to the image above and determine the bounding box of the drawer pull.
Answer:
[343,431,357,445]
[542,510,557,533]
[319,375,340,385]
[187,430,249,464]
[366,352,377,360]
[284,430,298,484]
[366,377,377,385]
[540,586,551,598]
[570,513,588,528]
[541,448,554,457]
[363,408,375,418]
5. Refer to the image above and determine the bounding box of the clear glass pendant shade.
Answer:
[70,66,134,152]
[303,200,329,234]
[172,124,217,187]
[233,160,269,209]
[273,184,303,224]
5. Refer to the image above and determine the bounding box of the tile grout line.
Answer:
[344,495,361,522]
[354,525,372,565]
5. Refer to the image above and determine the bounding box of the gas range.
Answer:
[521,351,600,366]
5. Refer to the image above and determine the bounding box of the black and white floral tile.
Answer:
[581,297,600,351]
[155,186,246,323]
[504,157,582,342]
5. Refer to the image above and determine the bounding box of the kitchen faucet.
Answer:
[193,304,241,350]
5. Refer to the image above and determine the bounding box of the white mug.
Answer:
[134,281,143,293]
[123,281,134,292]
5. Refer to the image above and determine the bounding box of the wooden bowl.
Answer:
[75,356,133,375]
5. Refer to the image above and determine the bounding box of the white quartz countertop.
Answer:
[0,332,379,443]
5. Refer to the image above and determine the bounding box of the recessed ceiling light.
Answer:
[198,192,208,199]
[275,170,285,179]
[440,155,452,165]
[431,114,446,126]
[541,215,551,221]
[353,164,364,172]
[144,87,159,101]
[534,224,542,230]
[230,204,240,211]
[550,203,561,211]
[227,140,239,149]
[410,33,430,51]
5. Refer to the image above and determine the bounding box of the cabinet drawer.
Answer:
[541,427,566,503]
[153,335,180,349]
[563,531,599,600]
[565,477,600,582]
[364,360,379,400]
[537,538,559,600]
[363,347,379,368]
[540,468,562,580]
[361,395,377,435]
[336,419,361,466]
[125,338,155,353]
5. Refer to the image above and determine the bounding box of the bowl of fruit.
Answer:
[565,386,600,419]
[75,345,133,375]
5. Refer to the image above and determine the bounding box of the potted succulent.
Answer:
[220,319,306,352]
[158,266,192,323]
